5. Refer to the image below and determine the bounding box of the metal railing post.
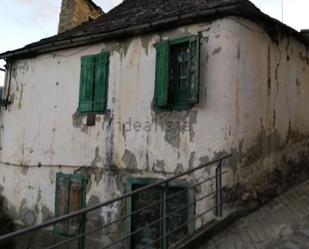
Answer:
[215,160,223,218]
[162,183,168,249]
[78,213,86,249]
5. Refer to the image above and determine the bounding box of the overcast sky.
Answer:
[1,0,309,85]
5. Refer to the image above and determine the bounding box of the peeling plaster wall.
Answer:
[1,17,309,230]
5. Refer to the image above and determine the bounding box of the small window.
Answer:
[126,178,194,249]
[154,36,200,110]
[54,173,87,236]
[79,52,110,114]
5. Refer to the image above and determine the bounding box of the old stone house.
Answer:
[1,0,309,246]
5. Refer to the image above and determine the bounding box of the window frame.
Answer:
[125,177,195,249]
[78,52,110,115]
[154,35,201,111]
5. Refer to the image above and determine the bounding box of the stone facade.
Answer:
[58,0,103,34]
[1,16,309,245]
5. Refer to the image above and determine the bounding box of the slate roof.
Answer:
[52,0,247,41]
[1,0,308,59]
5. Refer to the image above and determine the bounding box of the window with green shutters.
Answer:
[154,35,200,110]
[79,52,110,114]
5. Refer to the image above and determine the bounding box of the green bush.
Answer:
[0,194,15,249]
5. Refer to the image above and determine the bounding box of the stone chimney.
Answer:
[58,0,104,34]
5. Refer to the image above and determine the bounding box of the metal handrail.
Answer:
[140,205,219,249]
[101,190,220,249]
[45,172,229,249]
[0,153,231,248]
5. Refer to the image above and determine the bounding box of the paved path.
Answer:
[200,180,309,249]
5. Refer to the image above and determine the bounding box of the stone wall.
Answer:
[1,17,309,240]
[58,0,103,33]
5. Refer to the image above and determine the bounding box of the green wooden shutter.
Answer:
[68,175,87,236]
[55,173,70,235]
[154,41,169,108]
[55,174,87,236]
[93,52,110,113]
[79,55,95,113]
[188,35,200,104]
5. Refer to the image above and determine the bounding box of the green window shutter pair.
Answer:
[54,173,87,236]
[79,52,110,114]
[154,36,200,108]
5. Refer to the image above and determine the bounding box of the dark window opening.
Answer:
[131,185,161,249]
[127,179,194,249]
[168,43,190,109]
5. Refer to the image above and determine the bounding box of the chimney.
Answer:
[58,0,104,34]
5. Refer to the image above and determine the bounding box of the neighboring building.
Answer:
[0,0,309,246]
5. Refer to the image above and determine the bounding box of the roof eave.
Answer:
[1,2,308,60]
